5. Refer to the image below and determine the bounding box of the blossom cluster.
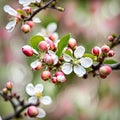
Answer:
[22,23,94,84]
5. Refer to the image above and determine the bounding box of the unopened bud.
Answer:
[51,77,57,84]
[22,45,34,57]
[21,24,31,33]
[92,46,101,56]
[68,38,77,49]
[2,88,8,95]
[27,106,39,117]
[41,70,51,81]
[44,54,53,65]
[46,39,55,50]
[6,82,13,91]
[101,45,110,53]
[108,50,115,57]
[38,41,48,51]
[57,74,66,83]
[26,21,34,28]
[31,60,42,71]
[108,35,114,42]
[99,66,112,76]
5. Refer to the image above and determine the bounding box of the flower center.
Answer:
[72,59,80,65]
[35,91,42,98]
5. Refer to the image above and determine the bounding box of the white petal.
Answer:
[32,17,41,23]
[62,63,72,75]
[74,65,86,77]
[4,5,17,16]
[28,96,37,104]
[63,54,72,62]
[37,108,46,118]
[6,20,16,32]
[47,23,57,33]
[52,32,59,40]
[79,57,93,68]
[26,83,35,96]
[30,60,39,69]
[19,0,30,6]
[74,46,85,58]
[40,96,52,105]
[35,84,44,93]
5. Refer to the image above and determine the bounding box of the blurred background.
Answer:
[0,0,120,120]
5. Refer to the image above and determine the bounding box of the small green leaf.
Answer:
[29,35,44,51]
[56,34,71,57]
[103,59,117,64]
[17,9,26,16]
[64,49,73,57]
[83,53,96,60]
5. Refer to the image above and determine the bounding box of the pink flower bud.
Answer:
[101,45,110,53]
[38,41,48,51]
[6,82,13,90]
[108,50,115,57]
[26,21,34,28]
[57,75,66,83]
[31,60,42,71]
[49,35,56,41]
[22,45,34,57]
[68,38,77,49]
[44,54,53,65]
[41,70,51,81]
[27,106,39,117]
[92,46,101,56]
[54,71,64,77]
[51,77,57,84]
[108,35,114,42]
[22,7,32,14]
[99,66,112,76]
[46,39,55,50]
[21,24,31,33]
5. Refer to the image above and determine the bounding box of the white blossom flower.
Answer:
[19,0,41,6]
[3,5,19,32]
[26,83,52,105]
[38,23,59,41]
[62,46,93,77]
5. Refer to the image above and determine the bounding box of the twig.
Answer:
[24,0,56,22]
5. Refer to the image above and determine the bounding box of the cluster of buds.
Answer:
[2,82,13,95]
[3,4,40,32]
[92,44,115,58]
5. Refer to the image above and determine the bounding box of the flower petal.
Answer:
[40,96,52,105]
[28,96,37,104]
[74,46,85,58]
[47,23,57,33]
[37,108,46,118]
[4,5,17,16]
[32,17,41,23]
[79,57,93,68]
[35,84,44,93]
[63,54,72,62]
[74,65,86,77]
[6,20,16,32]
[30,60,39,69]
[62,63,72,75]
[26,83,35,96]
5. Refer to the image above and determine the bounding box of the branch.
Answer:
[24,0,57,22]
[109,62,120,70]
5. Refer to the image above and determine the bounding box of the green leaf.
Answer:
[83,53,96,60]
[103,59,117,64]
[56,34,71,58]
[17,9,26,16]
[29,35,44,51]
[64,49,73,57]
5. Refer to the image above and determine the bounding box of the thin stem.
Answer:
[24,0,56,22]
[109,62,120,70]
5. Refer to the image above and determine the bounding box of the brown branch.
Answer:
[24,0,57,22]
